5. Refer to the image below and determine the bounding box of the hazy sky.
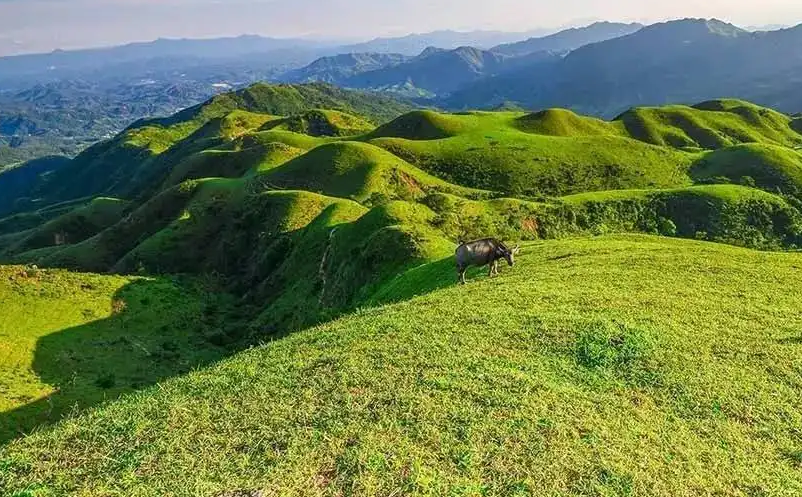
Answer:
[1,0,801,55]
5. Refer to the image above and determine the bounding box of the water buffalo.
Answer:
[456,238,520,284]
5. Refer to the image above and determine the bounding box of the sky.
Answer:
[1,0,801,55]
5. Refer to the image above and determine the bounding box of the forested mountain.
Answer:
[338,28,553,55]
[279,53,412,84]
[491,21,643,56]
[449,19,802,116]
[342,47,559,96]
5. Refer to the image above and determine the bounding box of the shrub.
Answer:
[740,176,758,188]
[574,320,660,386]
[658,218,678,236]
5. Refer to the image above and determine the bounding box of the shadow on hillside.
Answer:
[0,257,468,446]
[367,256,475,306]
[0,255,491,445]
[0,277,247,445]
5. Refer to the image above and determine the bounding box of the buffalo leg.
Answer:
[458,266,467,285]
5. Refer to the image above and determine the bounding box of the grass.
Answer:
[617,100,802,150]
[367,111,698,196]
[364,101,802,197]
[0,267,129,416]
[692,143,802,196]
[263,141,480,202]
[561,185,802,249]
[37,182,205,272]
[0,265,237,443]
[0,197,129,256]
[263,109,376,137]
[3,235,802,495]
[5,95,802,495]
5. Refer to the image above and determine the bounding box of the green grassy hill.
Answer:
[262,141,478,201]
[0,265,237,443]
[0,197,129,257]
[367,101,802,196]
[262,109,376,137]
[0,84,414,216]
[3,236,802,495]
[4,92,802,494]
[1,96,801,274]
[692,143,802,196]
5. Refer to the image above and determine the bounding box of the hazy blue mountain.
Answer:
[447,19,802,116]
[279,53,412,84]
[343,46,558,97]
[491,21,644,56]
[339,29,553,56]
[0,35,329,82]
[283,22,644,97]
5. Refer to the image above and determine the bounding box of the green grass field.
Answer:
[3,235,802,495]
[3,87,802,495]
[0,265,238,444]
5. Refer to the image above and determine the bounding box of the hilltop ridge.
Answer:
[2,86,801,289]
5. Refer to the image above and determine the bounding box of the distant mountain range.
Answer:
[280,22,642,96]
[338,29,554,56]
[491,21,643,56]
[279,53,413,84]
[447,19,802,116]
[0,30,560,85]
[346,48,558,97]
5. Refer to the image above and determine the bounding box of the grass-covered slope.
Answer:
[369,111,696,196]
[147,82,414,129]
[0,84,414,217]
[0,156,72,218]
[263,141,479,201]
[2,98,802,269]
[0,197,129,256]
[23,178,454,330]
[692,143,802,195]
[560,185,802,248]
[367,102,802,197]
[4,236,802,495]
[261,109,375,137]
[617,99,802,150]
[0,265,236,442]
[4,96,802,494]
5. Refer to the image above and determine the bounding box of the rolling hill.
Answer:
[0,83,415,217]
[3,235,802,495]
[2,83,802,494]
